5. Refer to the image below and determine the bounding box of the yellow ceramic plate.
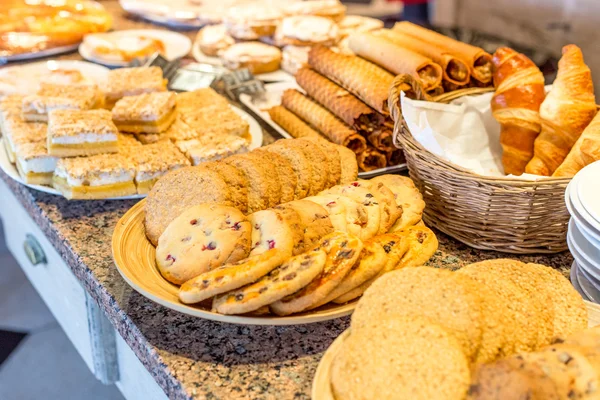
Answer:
[112,199,358,325]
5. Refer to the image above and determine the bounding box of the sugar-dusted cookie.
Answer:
[371,174,425,231]
[212,248,327,315]
[249,208,304,258]
[320,183,380,240]
[299,137,341,187]
[203,160,249,214]
[270,231,363,315]
[145,166,232,246]
[155,204,251,285]
[275,200,334,251]
[257,150,297,203]
[179,248,287,304]
[358,179,402,233]
[261,142,311,199]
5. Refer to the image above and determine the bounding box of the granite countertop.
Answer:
[0,168,574,400]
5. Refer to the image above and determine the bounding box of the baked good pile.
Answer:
[329,259,589,400]
[491,44,599,177]
[0,66,251,199]
[146,158,433,315]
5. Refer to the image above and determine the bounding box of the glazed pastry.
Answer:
[491,47,546,175]
[220,42,282,75]
[553,110,600,177]
[155,204,252,285]
[195,24,234,57]
[274,16,340,47]
[223,4,283,40]
[526,45,596,176]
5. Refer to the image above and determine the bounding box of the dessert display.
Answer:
[0,66,257,200]
[319,260,588,399]
[0,0,112,59]
[82,32,165,63]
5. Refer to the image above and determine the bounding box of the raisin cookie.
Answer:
[156,204,251,285]
[212,249,327,315]
[275,200,334,251]
[145,166,232,246]
[371,175,425,231]
[249,209,304,258]
[305,194,367,237]
[270,231,363,315]
[179,248,287,304]
[358,179,402,233]
[395,225,439,269]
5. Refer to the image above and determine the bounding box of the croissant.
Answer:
[525,45,597,176]
[553,112,600,177]
[491,47,546,175]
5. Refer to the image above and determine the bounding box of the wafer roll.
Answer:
[427,86,445,97]
[308,46,394,115]
[281,89,367,153]
[348,32,443,92]
[443,80,467,93]
[375,29,470,87]
[295,67,384,133]
[357,146,387,171]
[385,148,405,166]
[393,21,493,84]
[267,106,323,139]
[366,129,394,152]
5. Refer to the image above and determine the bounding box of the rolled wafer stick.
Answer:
[375,29,470,86]
[385,148,405,166]
[366,129,394,152]
[295,67,384,133]
[427,86,445,97]
[393,21,493,84]
[267,105,323,139]
[443,80,467,93]
[281,89,367,153]
[308,46,394,115]
[357,146,387,171]
[348,32,443,92]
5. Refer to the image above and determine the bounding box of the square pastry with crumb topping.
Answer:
[180,107,250,139]
[112,92,176,134]
[175,133,249,165]
[15,141,58,185]
[22,83,104,122]
[3,116,47,163]
[47,109,119,157]
[53,154,136,200]
[104,67,167,108]
[125,141,190,194]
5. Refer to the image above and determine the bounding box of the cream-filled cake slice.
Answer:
[180,106,250,138]
[104,67,167,108]
[3,116,47,163]
[125,141,190,194]
[175,133,249,165]
[53,154,136,200]
[22,84,103,122]
[111,92,176,134]
[0,94,25,133]
[15,141,58,185]
[47,109,118,157]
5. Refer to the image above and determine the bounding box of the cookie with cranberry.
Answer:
[156,204,251,285]
[357,179,402,233]
[249,208,304,258]
[305,194,368,237]
[275,200,334,251]
[212,248,327,315]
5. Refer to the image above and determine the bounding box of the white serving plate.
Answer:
[191,42,295,83]
[119,0,207,29]
[567,230,600,283]
[0,60,109,96]
[239,82,408,178]
[569,173,600,233]
[566,180,600,244]
[576,161,600,226]
[0,106,262,199]
[79,29,192,67]
[576,262,600,303]
[571,261,590,301]
[569,218,600,266]
[3,43,80,63]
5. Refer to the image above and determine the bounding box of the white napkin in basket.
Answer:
[400,91,548,180]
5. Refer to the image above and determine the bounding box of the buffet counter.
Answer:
[0,167,574,399]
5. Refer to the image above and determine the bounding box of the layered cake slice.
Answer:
[3,116,47,163]
[111,92,176,134]
[22,84,103,122]
[15,141,58,185]
[53,154,136,199]
[47,109,118,157]
[180,106,250,138]
[176,88,230,114]
[125,141,190,194]
[104,66,167,108]
[175,133,249,165]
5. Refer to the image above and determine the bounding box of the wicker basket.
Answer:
[389,75,570,254]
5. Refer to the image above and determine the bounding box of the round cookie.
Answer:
[526,262,588,340]
[195,24,234,57]
[179,248,287,304]
[272,139,329,196]
[304,195,348,233]
[155,204,251,285]
[331,315,470,400]
[261,142,311,199]
[203,160,249,214]
[305,194,367,237]
[395,225,439,269]
[212,248,327,315]
[249,209,304,258]
[224,153,281,213]
[299,137,341,187]
[270,231,363,315]
[352,266,484,361]
[256,149,297,204]
[371,174,425,231]
[145,166,232,246]
[337,145,359,183]
[356,179,401,233]
[275,200,334,251]
[220,42,282,75]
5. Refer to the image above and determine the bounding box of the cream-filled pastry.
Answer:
[220,42,282,75]
[2,116,47,163]
[53,154,136,200]
[274,16,340,47]
[281,45,311,75]
[338,15,384,37]
[104,67,167,108]
[47,109,118,157]
[15,141,58,185]
[224,4,283,40]
[284,0,346,21]
[84,33,165,63]
[195,24,235,57]
[111,91,177,134]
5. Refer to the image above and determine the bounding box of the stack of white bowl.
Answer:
[566,161,600,303]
